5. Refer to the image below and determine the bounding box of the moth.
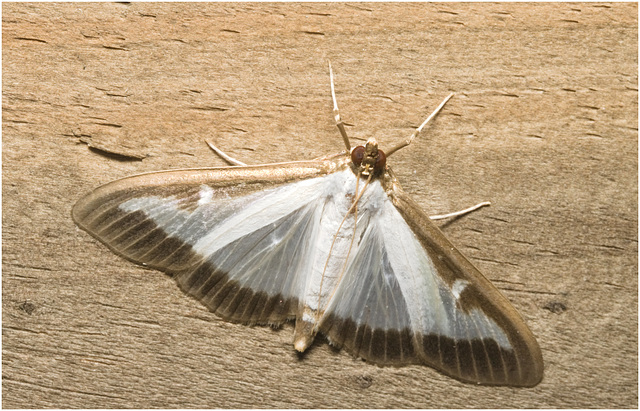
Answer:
[72,65,543,387]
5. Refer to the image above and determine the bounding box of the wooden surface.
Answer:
[3,3,637,408]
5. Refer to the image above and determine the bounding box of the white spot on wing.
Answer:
[451,279,469,300]
[198,185,214,206]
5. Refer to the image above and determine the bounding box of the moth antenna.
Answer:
[429,201,491,220]
[385,92,455,157]
[329,61,351,152]
[205,140,248,167]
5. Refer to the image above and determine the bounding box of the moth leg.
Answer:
[429,201,491,220]
[205,140,248,167]
[329,62,351,152]
[386,92,455,157]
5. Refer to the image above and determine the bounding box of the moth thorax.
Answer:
[350,139,387,176]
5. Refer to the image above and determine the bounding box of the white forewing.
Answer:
[323,180,510,348]
[113,169,368,306]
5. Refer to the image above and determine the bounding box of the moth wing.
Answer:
[72,159,345,324]
[319,185,543,387]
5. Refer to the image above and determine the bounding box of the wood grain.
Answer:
[3,3,637,408]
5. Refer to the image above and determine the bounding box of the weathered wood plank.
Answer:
[3,3,637,408]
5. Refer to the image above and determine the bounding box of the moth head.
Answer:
[350,138,387,176]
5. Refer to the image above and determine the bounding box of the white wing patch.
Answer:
[451,279,469,299]
[197,184,214,206]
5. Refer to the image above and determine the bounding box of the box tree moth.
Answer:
[72,65,543,387]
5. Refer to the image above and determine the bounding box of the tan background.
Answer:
[3,2,637,408]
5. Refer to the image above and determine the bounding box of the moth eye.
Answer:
[375,149,387,171]
[351,146,365,166]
